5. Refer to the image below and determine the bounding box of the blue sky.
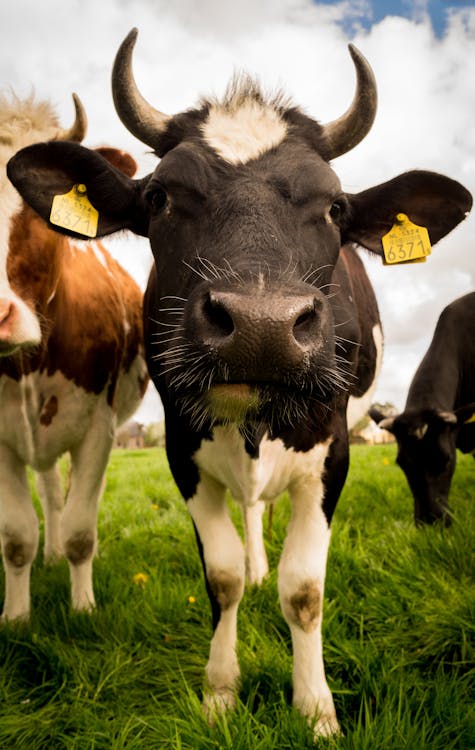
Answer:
[317,0,474,36]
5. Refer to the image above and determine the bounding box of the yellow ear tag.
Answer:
[382,213,431,265]
[464,412,475,424]
[50,184,98,238]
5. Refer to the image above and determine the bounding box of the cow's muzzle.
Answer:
[189,288,329,380]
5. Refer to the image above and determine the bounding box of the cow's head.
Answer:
[7,29,472,434]
[370,403,475,524]
[0,93,87,356]
[1,94,139,360]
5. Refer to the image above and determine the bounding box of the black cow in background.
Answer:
[7,29,472,738]
[370,291,475,526]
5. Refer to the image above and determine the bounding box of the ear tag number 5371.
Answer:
[50,184,99,238]
[382,213,431,265]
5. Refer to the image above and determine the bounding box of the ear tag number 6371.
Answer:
[50,184,99,238]
[382,213,431,265]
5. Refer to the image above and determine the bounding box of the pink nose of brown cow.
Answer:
[0,300,14,338]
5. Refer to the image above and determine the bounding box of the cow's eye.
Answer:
[146,185,167,213]
[329,201,343,222]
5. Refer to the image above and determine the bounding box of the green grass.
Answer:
[0,445,474,749]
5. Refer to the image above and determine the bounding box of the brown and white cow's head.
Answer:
[6,29,472,435]
[0,93,86,355]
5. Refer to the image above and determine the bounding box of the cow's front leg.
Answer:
[60,406,114,612]
[278,476,339,738]
[188,475,245,720]
[0,446,39,622]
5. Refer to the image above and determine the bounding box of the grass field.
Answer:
[0,444,474,749]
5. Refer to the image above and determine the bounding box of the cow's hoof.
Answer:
[202,688,236,724]
[312,710,342,739]
[72,597,96,614]
[0,610,29,625]
[246,564,268,587]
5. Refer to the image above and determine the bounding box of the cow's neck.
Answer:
[406,331,460,411]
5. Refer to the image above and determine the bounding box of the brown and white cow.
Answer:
[0,93,148,622]
[7,30,472,736]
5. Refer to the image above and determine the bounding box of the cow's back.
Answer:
[406,291,475,412]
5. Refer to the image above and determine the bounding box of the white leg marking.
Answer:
[188,474,245,719]
[60,406,115,612]
[242,500,269,585]
[0,445,39,621]
[278,473,340,738]
[36,465,64,562]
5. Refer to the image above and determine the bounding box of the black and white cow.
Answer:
[7,29,472,737]
[370,291,475,526]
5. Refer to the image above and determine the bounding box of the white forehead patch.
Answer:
[201,99,288,165]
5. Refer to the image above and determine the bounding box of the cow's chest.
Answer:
[193,425,330,506]
[0,371,101,470]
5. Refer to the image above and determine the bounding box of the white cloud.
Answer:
[1,0,474,420]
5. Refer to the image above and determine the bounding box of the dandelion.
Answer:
[188,595,196,604]
[151,504,159,511]
[383,458,390,465]
[133,572,149,587]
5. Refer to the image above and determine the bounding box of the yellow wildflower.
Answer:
[188,595,196,604]
[133,572,149,587]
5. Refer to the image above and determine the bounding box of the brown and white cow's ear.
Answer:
[94,146,138,178]
[344,170,472,254]
[7,141,150,238]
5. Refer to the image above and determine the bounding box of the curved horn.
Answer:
[321,44,377,160]
[112,27,171,149]
[56,93,87,142]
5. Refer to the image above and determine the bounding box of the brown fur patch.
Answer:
[64,531,94,565]
[3,205,146,405]
[4,539,27,567]
[289,581,322,633]
[208,570,243,611]
[95,147,138,178]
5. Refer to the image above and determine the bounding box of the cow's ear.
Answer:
[369,404,399,428]
[7,141,151,239]
[344,170,472,254]
[454,402,475,425]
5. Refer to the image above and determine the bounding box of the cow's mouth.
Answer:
[207,383,263,421]
[177,379,334,433]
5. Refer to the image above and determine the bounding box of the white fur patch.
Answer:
[194,425,330,506]
[201,100,287,164]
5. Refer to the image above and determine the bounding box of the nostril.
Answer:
[0,300,14,326]
[293,300,320,346]
[203,293,235,338]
